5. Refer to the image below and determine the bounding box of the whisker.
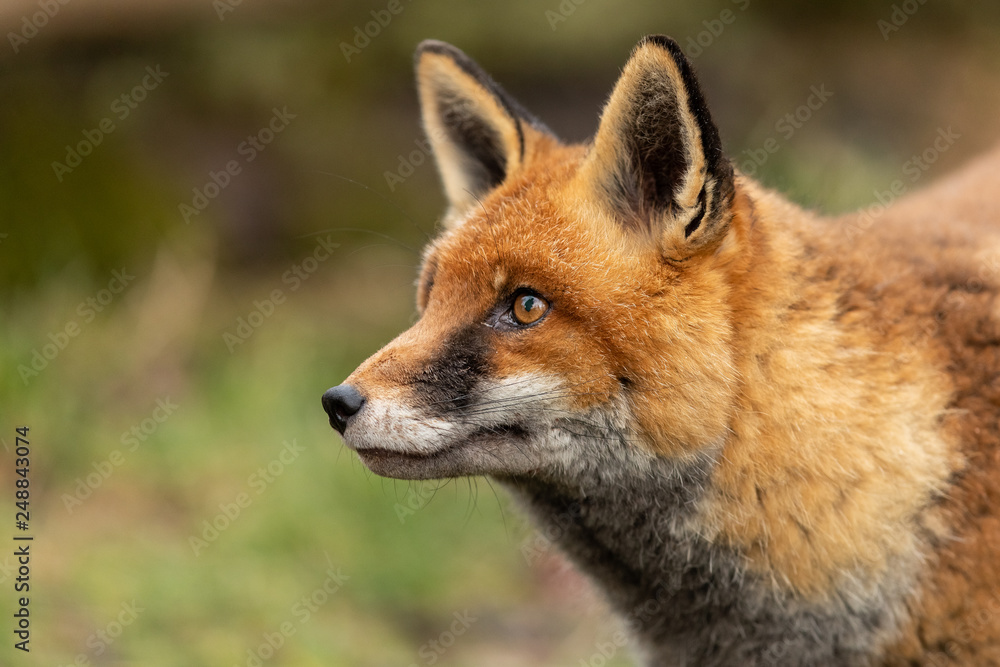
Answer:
[421,374,574,408]
[313,171,433,243]
[483,477,510,541]
[348,243,414,258]
[300,226,420,255]
[425,375,698,416]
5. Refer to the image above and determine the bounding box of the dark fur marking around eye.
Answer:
[414,325,489,410]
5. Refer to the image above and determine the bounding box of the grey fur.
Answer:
[497,407,906,667]
[340,366,915,664]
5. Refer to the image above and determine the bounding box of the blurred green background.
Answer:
[1,1,999,665]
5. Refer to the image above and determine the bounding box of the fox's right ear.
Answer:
[415,40,549,223]
[580,35,735,258]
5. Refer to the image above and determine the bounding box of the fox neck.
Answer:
[502,450,715,612]
[497,183,918,665]
[501,448,890,666]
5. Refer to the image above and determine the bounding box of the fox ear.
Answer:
[415,40,548,221]
[581,35,735,254]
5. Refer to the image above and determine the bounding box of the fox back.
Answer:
[322,36,1000,666]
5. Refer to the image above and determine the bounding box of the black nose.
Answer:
[322,384,366,435]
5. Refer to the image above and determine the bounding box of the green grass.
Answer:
[0,249,632,667]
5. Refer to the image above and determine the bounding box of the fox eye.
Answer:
[512,291,549,326]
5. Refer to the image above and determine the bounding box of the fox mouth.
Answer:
[354,444,459,479]
[351,424,533,480]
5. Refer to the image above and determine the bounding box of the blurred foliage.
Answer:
[1,0,999,665]
[2,0,999,288]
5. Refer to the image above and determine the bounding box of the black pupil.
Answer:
[522,296,536,312]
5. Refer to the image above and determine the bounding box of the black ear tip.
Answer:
[639,34,679,48]
[415,39,464,63]
[637,34,688,62]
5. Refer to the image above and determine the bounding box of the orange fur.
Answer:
[332,37,1000,664]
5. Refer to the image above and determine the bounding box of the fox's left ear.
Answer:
[415,40,550,222]
[580,35,735,255]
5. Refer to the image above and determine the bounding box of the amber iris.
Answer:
[513,293,548,325]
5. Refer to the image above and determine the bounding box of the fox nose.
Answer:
[322,384,366,435]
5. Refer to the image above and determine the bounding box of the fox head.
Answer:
[324,35,755,482]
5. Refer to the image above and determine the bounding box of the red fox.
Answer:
[322,36,1000,665]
